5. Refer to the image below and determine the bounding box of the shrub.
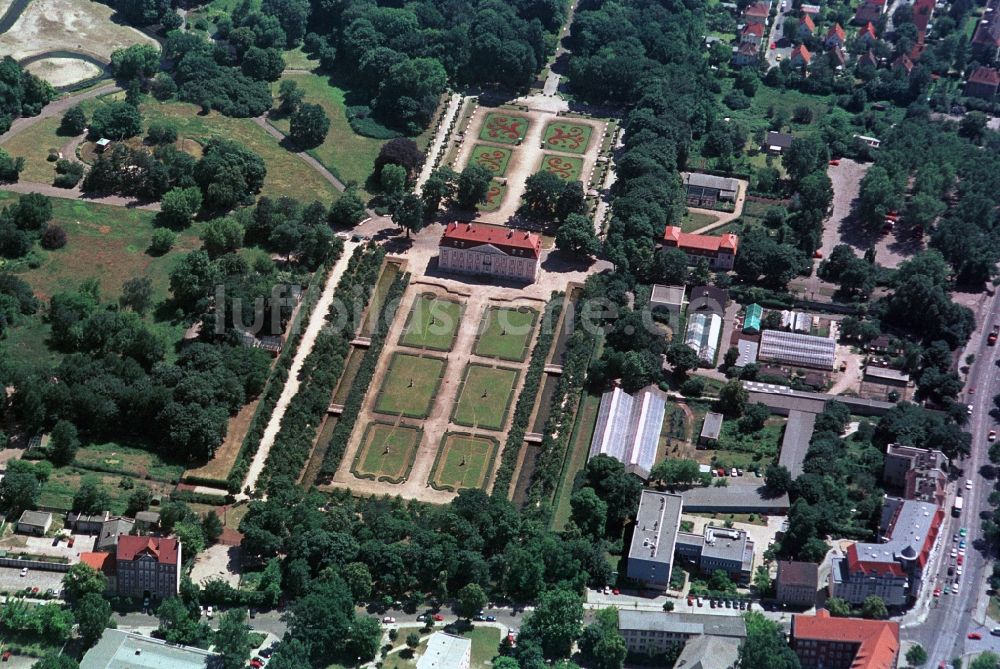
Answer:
[147,122,179,145]
[40,225,67,249]
[148,228,177,255]
[346,105,402,140]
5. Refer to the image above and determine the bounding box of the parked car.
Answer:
[991,627,1000,637]
[485,615,496,622]
[966,479,973,490]
[968,632,982,640]
[382,616,396,624]
[19,568,27,577]
[2,651,10,662]
[989,430,997,442]
[433,613,444,621]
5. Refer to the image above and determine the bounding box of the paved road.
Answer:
[904,287,1000,665]
[115,609,287,638]
[765,5,792,69]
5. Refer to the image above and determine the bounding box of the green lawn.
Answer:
[540,154,583,181]
[470,144,513,176]
[399,295,463,351]
[478,181,507,213]
[0,116,65,183]
[431,433,498,491]
[39,468,175,513]
[715,418,783,458]
[73,442,185,482]
[269,72,387,190]
[479,112,530,145]
[451,365,518,431]
[680,210,721,232]
[0,192,201,367]
[475,307,537,361]
[543,121,593,154]
[383,626,501,669]
[551,392,601,530]
[374,354,445,419]
[353,423,421,482]
[140,99,341,204]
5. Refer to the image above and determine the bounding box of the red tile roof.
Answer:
[912,0,934,33]
[441,222,541,259]
[116,536,180,566]
[790,44,813,64]
[859,22,878,39]
[745,2,770,17]
[743,22,765,37]
[799,14,816,32]
[827,23,846,41]
[845,543,905,577]
[663,226,739,253]
[793,610,899,669]
[970,66,1000,86]
[81,551,114,574]
[893,54,914,73]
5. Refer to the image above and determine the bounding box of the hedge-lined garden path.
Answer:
[238,240,359,499]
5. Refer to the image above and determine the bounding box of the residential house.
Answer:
[790,44,812,67]
[683,173,740,206]
[662,226,740,270]
[744,1,771,25]
[96,517,135,553]
[798,14,816,38]
[893,54,914,77]
[417,633,472,669]
[741,22,765,46]
[857,22,878,46]
[966,66,1000,99]
[801,4,821,15]
[856,50,879,70]
[438,222,541,283]
[764,131,795,154]
[589,386,666,480]
[619,610,746,656]
[852,0,885,26]
[115,536,181,601]
[971,0,1000,61]
[829,497,942,606]
[16,510,52,536]
[825,23,846,48]
[627,491,683,589]
[790,610,900,669]
[828,46,848,69]
[733,41,761,66]
[777,561,821,607]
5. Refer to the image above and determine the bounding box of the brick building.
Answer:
[115,536,181,601]
[662,227,739,270]
[791,609,899,669]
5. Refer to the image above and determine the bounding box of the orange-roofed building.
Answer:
[439,221,541,283]
[116,536,181,602]
[798,14,817,38]
[662,226,739,270]
[825,23,847,48]
[790,44,813,67]
[80,552,116,594]
[858,22,878,45]
[791,609,900,669]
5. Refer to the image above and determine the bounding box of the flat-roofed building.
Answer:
[883,445,948,489]
[627,491,683,589]
[16,510,52,536]
[417,633,472,669]
[675,525,755,583]
[779,410,818,479]
[759,330,837,370]
[66,511,112,534]
[662,227,740,270]
[619,610,747,655]
[589,387,666,480]
[863,366,910,387]
[438,222,541,283]
[682,173,740,207]
[699,412,724,446]
[651,284,687,319]
[81,629,216,669]
[680,485,790,515]
[736,339,759,367]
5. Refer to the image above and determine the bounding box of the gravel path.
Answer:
[414,92,463,194]
[239,241,359,497]
[0,178,161,209]
[689,180,749,234]
[252,114,348,192]
[0,82,120,144]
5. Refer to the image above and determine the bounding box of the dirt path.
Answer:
[0,83,120,145]
[253,115,348,193]
[689,181,749,234]
[415,92,463,194]
[0,178,161,209]
[239,240,359,498]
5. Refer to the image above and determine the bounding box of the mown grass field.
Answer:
[680,210,721,232]
[0,192,202,366]
[140,99,341,204]
[451,365,518,431]
[0,116,65,183]
[374,353,445,418]
[39,467,175,513]
[353,423,421,482]
[74,441,185,482]
[269,72,387,190]
[400,295,463,351]
[551,392,601,530]
[431,433,497,490]
[475,307,537,361]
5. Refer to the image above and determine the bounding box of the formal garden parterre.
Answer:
[352,422,422,483]
[399,294,464,351]
[373,353,446,419]
[477,181,508,213]
[542,121,593,154]
[474,306,538,362]
[471,144,514,176]
[451,364,519,431]
[478,112,531,145]
[429,432,499,492]
[540,154,584,182]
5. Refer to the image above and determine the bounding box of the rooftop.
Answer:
[792,610,899,669]
[416,633,472,669]
[701,412,724,440]
[673,634,741,669]
[863,366,910,383]
[765,131,795,149]
[701,525,753,569]
[736,339,759,367]
[440,222,541,258]
[779,409,818,479]
[80,629,215,669]
[680,485,790,512]
[589,387,666,479]
[744,381,896,414]
[663,227,740,254]
[650,284,687,308]
[628,491,684,568]
[17,510,52,527]
[618,610,747,638]
[847,497,942,574]
[117,536,180,566]
[969,66,1000,86]
[759,330,836,370]
[778,560,819,589]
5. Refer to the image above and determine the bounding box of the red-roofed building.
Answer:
[798,14,817,37]
[892,54,914,77]
[439,222,541,282]
[972,0,1000,60]
[856,50,878,70]
[791,609,900,669]
[853,0,885,25]
[733,41,761,66]
[662,226,739,270]
[80,551,116,594]
[741,22,765,45]
[116,536,181,601]
[744,1,770,25]
[830,497,942,607]
[825,23,847,48]
[966,66,1000,99]
[857,22,878,45]
[790,44,813,67]
[911,0,934,36]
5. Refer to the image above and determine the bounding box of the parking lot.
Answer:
[0,565,66,594]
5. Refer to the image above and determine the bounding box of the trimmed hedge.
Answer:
[318,270,410,479]
[259,245,387,492]
[170,489,231,505]
[491,293,562,499]
[224,240,345,493]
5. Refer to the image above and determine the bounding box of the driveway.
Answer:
[765,8,793,69]
[0,566,65,594]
